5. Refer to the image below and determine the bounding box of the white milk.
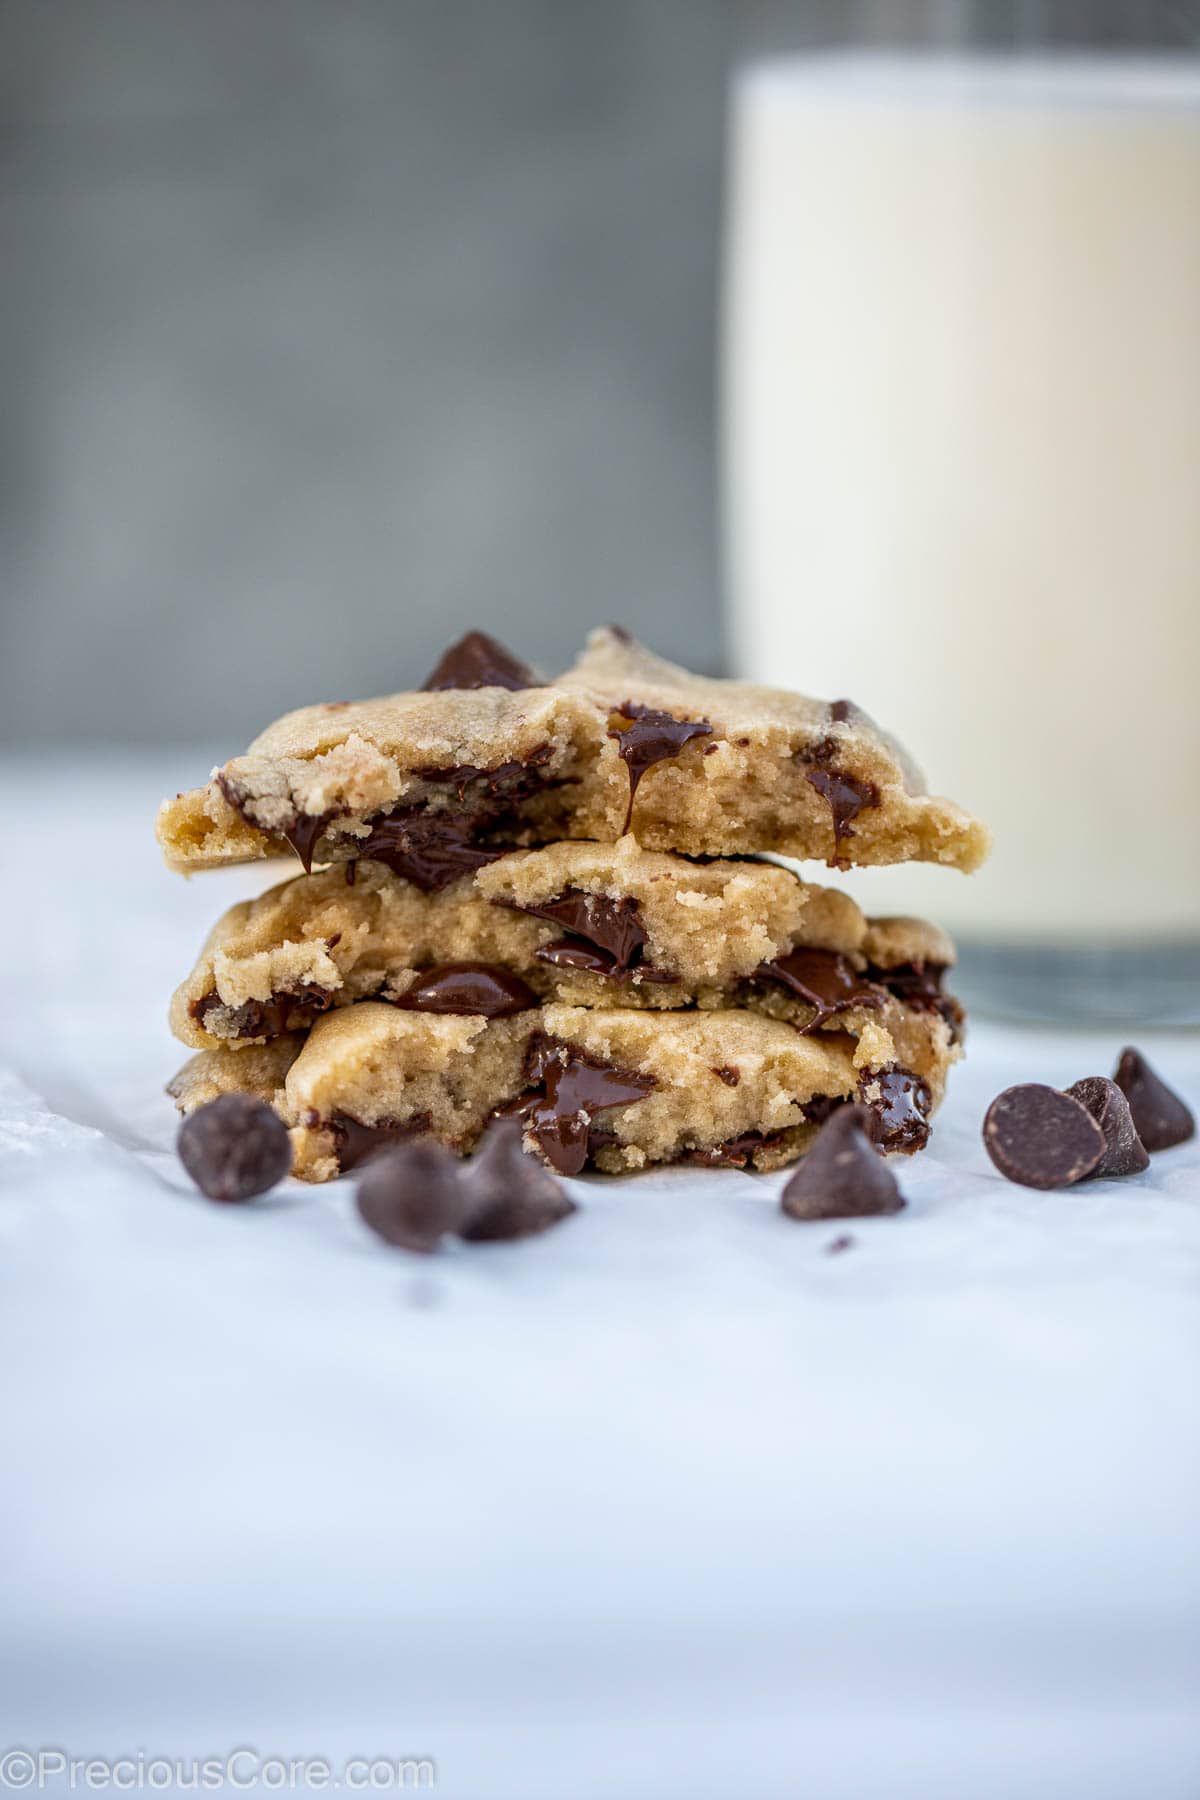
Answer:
[724,57,1200,946]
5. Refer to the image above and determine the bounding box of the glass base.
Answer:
[954,938,1200,1030]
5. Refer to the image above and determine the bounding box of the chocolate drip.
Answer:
[328,1111,433,1173]
[756,947,885,1031]
[218,775,334,875]
[868,961,964,1043]
[858,1067,931,1154]
[510,1034,655,1176]
[608,702,713,831]
[192,985,334,1040]
[798,737,880,865]
[357,748,556,890]
[420,630,537,692]
[394,963,537,1018]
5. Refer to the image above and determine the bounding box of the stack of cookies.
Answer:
[159,628,988,1181]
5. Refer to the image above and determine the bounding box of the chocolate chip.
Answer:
[867,961,965,1043]
[756,947,885,1032]
[781,1106,905,1221]
[712,1065,740,1087]
[517,887,650,972]
[330,1111,433,1173]
[858,1066,932,1153]
[356,1140,468,1251]
[982,1085,1105,1189]
[191,985,334,1041]
[356,804,506,890]
[799,737,880,864]
[1113,1047,1195,1152]
[394,963,537,1018]
[608,702,713,831]
[459,1119,577,1241]
[684,1128,790,1168]
[177,1095,292,1203]
[513,1035,656,1175]
[420,630,538,692]
[532,938,677,984]
[1064,1077,1150,1177]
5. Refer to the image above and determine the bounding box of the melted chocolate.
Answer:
[799,737,880,865]
[394,963,537,1018]
[420,630,537,692]
[329,1111,433,1172]
[517,888,649,971]
[685,1129,791,1169]
[801,1094,849,1128]
[511,1035,656,1176]
[192,985,334,1040]
[868,961,964,1043]
[858,1067,931,1154]
[357,748,556,890]
[355,806,506,890]
[218,775,334,876]
[608,702,713,831]
[756,947,885,1031]
[534,940,677,983]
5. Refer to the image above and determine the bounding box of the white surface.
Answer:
[1,755,1198,1799]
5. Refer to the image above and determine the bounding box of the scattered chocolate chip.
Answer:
[858,1066,932,1154]
[712,1065,740,1087]
[330,1111,433,1173]
[798,737,880,864]
[516,888,650,972]
[781,1107,905,1221]
[826,1233,856,1254]
[1113,1047,1195,1152]
[460,1119,577,1241]
[420,630,538,692]
[608,702,713,831]
[982,1084,1105,1190]
[828,698,865,726]
[868,961,965,1043]
[393,963,537,1018]
[356,1140,468,1251]
[1064,1077,1150,1177]
[177,1095,292,1203]
[512,1035,656,1175]
[757,947,885,1032]
[191,985,334,1041]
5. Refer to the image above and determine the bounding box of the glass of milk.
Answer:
[723,48,1200,1024]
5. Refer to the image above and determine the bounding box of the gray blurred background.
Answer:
[1,0,730,744]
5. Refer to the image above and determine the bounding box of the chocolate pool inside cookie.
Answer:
[509,1035,656,1176]
[756,947,885,1032]
[394,964,537,1018]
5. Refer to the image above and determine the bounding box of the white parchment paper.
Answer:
[1,756,1197,1799]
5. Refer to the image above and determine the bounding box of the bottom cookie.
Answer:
[168,998,951,1181]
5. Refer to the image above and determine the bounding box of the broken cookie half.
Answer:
[156,626,989,876]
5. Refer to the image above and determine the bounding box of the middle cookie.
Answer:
[170,840,963,1080]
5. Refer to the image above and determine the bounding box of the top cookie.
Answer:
[156,627,989,875]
